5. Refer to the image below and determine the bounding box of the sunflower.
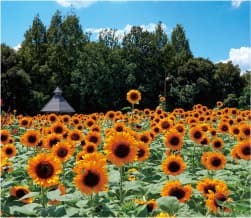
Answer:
[196,178,228,197]
[27,153,62,187]
[202,152,227,170]
[74,161,108,194]
[72,117,80,126]
[76,150,87,162]
[231,146,240,160]
[19,117,32,128]
[104,132,138,166]
[164,131,183,151]
[190,127,204,144]
[137,131,152,145]
[206,187,231,214]
[10,186,33,204]
[51,142,74,162]
[113,122,126,133]
[105,111,116,121]
[230,125,240,137]
[239,123,251,139]
[90,124,101,132]
[0,129,10,145]
[155,212,175,218]
[67,129,83,142]
[83,142,97,154]
[61,114,71,124]
[159,118,173,132]
[51,122,66,135]
[218,122,230,134]
[174,123,186,135]
[85,118,96,128]
[236,140,251,160]
[137,143,150,161]
[126,89,142,104]
[1,144,16,158]
[200,136,210,145]
[211,137,224,150]
[21,130,40,147]
[48,113,58,123]
[161,180,192,203]
[45,134,62,149]
[85,131,102,146]
[161,155,186,176]
[146,199,158,212]
[216,101,223,108]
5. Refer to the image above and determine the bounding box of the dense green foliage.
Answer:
[1,11,249,114]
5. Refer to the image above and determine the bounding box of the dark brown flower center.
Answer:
[169,137,179,146]
[6,148,13,155]
[1,134,8,141]
[214,193,227,208]
[168,161,180,172]
[140,135,149,143]
[211,157,221,167]
[194,131,202,139]
[242,146,251,155]
[204,184,216,194]
[83,171,100,187]
[50,116,56,122]
[214,141,222,148]
[137,149,145,158]
[35,162,54,179]
[89,136,98,143]
[169,187,185,199]
[161,121,170,129]
[16,189,28,198]
[130,93,139,101]
[87,146,95,153]
[73,119,79,125]
[244,128,250,136]
[71,133,80,141]
[116,126,123,132]
[57,148,68,157]
[28,135,37,143]
[114,143,130,158]
[54,126,63,134]
[49,138,60,147]
[146,203,154,212]
[221,125,228,132]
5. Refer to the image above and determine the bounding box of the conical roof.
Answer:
[40,86,75,113]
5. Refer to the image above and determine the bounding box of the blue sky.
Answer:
[1,0,250,72]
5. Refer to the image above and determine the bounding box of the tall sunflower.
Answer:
[161,180,192,203]
[236,140,250,160]
[126,89,142,104]
[1,144,16,158]
[196,178,228,197]
[104,132,138,166]
[136,143,150,162]
[82,142,97,154]
[202,152,227,170]
[74,161,108,194]
[0,129,11,145]
[50,122,66,135]
[45,134,62,149]
[27,153,62,187]
[161,155,186,176]
[190,127,204,144]
[10,186,33,204]
[137,131,152,145]
[239,123,251,139]
[67,129,84,142]
[211,137,224,150]
[205,187,231,214]
[21,130,40,147]
[85,131,102,146]
[164,131,183,151]
[51,142,74,162]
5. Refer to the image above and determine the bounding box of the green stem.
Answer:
[41,186,47,208]
[90,193,94,217]
[119,166,124,205]
[192,144,196,174]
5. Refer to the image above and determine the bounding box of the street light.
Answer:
[164,75,171,98]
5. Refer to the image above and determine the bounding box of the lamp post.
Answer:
[164,74,171,98]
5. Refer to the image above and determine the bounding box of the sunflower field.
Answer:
[1,90,250,217]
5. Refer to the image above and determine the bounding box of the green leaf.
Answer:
[10,203,41,216]
[66,206,80,217]
[156,196,179,214]
[135,205,147,217]
[18,192,39,200]
[47,189,61,200]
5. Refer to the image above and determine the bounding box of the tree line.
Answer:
[1,11,250,114]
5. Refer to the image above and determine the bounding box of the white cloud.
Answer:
[56,0,128,8]
[85,23,168,40]
[219,47,251,73]
[13,43,21,51]
[231,0,245,8]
